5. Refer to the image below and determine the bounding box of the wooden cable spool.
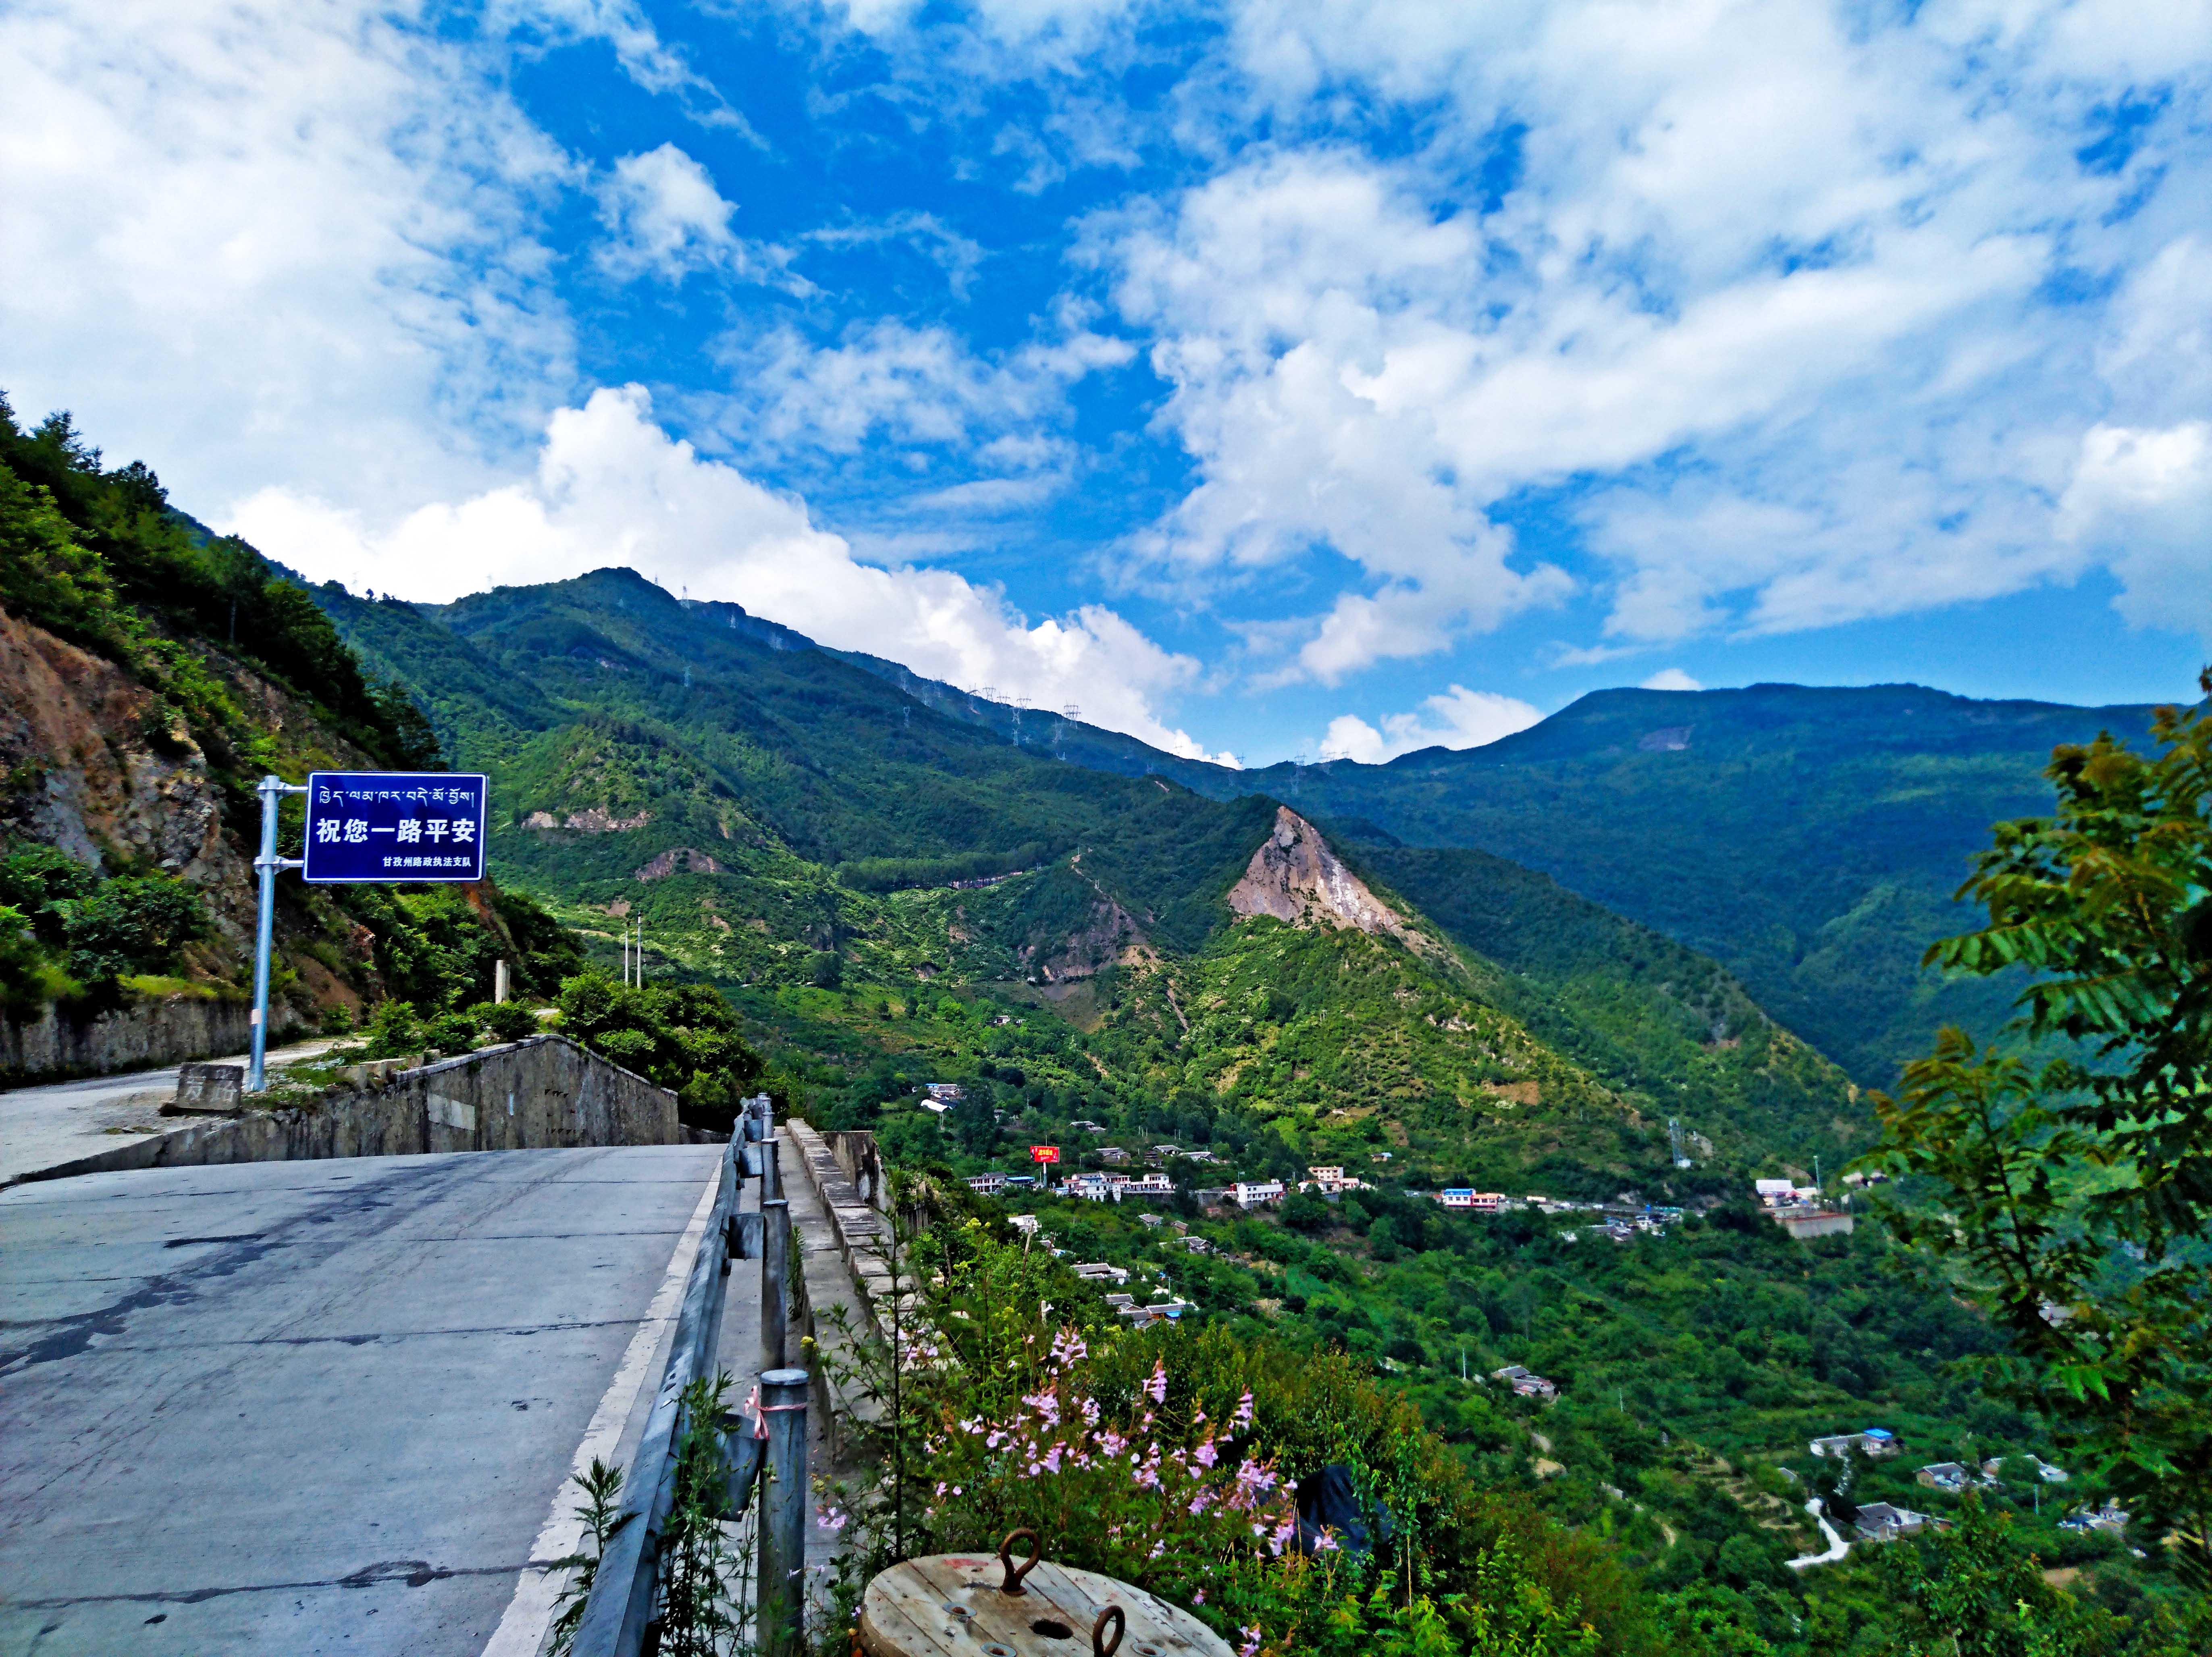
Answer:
[857,1529,1233,1657]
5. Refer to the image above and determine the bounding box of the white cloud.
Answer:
[230,386,1236,763]
[1317,684,1541,764]
[721,318,1134,461]
[596,144,742,281]
[2061,422,2212,641]
[0,0,577,520]
[1075,0,2212,672]
[1640,668,1702,691]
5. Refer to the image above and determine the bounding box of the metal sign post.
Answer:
[248,775,308,1093]
[244,769,492,1093]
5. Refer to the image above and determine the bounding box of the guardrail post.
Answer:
[761,1198,790,1373]
[757,1366,809,1657]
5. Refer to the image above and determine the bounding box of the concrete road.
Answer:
[0,1146,726,1656]
[0,1039,343,1188]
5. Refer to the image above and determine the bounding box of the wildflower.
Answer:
[1194,1437,1220,1469]
[1268,1517,1296,1555]
[1050,1328,1088,1368]
[1239,1626,1260,1657]
[1081,1396,1101,1427]
[1193,1589,1205,1605]
[1149,1539,1165,1559]
[816,1505,849,1532]
[1144,1360,1168,1404]
[1232,1390,1255,1427]
[1313,1529,1339,1553]
[1187,1491,1212,1516]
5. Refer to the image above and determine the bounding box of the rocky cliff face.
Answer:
[1227,806,1420,944]
[0,604,385,1024]
[0,608,251,957]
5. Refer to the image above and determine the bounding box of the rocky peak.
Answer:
[1227,806,1416,943]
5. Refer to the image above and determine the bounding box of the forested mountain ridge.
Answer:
[837,655,2174,1086]
[313,565,1866,1180]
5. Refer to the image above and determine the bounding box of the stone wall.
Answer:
[0,995,306,1085]
[12,1035,678,1186]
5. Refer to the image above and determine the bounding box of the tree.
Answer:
[1867,672,2212,1582]
[1873,1495,2114,1657]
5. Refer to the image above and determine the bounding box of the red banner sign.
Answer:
[1030,1145,1060,1165]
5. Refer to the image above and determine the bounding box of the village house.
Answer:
[1232,1179,1286,1208]
[1060,1172,1119,1202]
[926,1082,965,1103]
[1491,1364,1558,1400]
[1138,1212,1166,1228]
[1853,1503,1929,1542]
[1917,1462,1969,1492]
[1008,1215,1041,1236]
[1144,1144,1182,1165]
[1072,1262,1131,1284]
[966,1172,1009,1196]
[1119,1172,1176,1200]
[1097,1145,1133,1164]
[1810,1428,1901,1460]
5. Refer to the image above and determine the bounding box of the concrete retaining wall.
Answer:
[0,996,305,1084]
[12,1034,678,1186]
[785,1119,894,1460]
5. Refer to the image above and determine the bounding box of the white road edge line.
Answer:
[479,1160,724,1657]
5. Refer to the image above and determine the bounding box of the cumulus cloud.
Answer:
[595,144,742,281]
[2061,422,2212,641]
[230,386,1235,763]
[0,0,577,519]
[1075,0,2212,672]
[1640,669,1702,692]
[1317,684,1541,764]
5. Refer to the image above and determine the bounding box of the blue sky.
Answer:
[4,0,2208,765]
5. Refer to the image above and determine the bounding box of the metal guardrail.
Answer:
[572,1097,812,1657]
[569,1129,742,1657]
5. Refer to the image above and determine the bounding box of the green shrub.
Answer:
[469,1000,540,1043]
[425,1010,480,1056]
[359,998,426,1059]
[53,872,206,983]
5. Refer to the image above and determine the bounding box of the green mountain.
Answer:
[313,567,1866,1181]
[836,663,2172,1087]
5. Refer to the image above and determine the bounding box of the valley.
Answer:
[3,399,2203,1653]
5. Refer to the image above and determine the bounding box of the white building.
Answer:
[1060,1173,1119,1202]
[1232,1180,1286,1207]
[967,1172,1009,1196]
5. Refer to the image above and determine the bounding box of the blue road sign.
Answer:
[301,772,489,883]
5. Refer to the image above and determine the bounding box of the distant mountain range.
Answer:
[838,652,2168,1086]
[312,568,1879,1184]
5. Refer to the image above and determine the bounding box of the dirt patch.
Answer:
[1484,1080,1542,1107]
[633,847,724,881]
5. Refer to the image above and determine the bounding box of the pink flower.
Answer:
[1194,1437,1219,1469]
[1188,1491,1213,1516]
[1144,1360,1168,1405]
[1042,1443,1065,1474]
[1268,1518,1295,1555]
[815,1505,849,1532]
[1080,1396,1101,1428]
[1232,1390,1255,1427]
[1050,1328,1088,1368]
[1193,1589,1205,1605]
[1239,1626,1260,1657]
